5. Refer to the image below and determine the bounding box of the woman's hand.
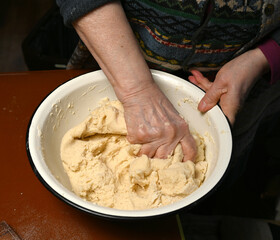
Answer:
[188,48,269,124]
[74,1,197,161]
[122,82,197,162]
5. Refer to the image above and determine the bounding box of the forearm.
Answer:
[73,1,154,102]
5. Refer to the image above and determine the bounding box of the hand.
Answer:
[122,82,197,162]
[188,48,269,124]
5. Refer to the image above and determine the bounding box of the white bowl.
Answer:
[26,70,232,219]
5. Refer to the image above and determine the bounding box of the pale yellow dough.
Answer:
[60,98,207,210]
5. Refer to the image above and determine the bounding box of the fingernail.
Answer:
[199,101,206,111]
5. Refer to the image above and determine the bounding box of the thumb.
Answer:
[198,85,227,113]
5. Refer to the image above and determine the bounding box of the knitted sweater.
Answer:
[57,0,280,72]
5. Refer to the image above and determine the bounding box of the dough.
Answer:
[60,98,207,210]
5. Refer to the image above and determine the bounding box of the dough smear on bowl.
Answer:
[60,98,207,210]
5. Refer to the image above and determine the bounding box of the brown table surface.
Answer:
[0,70,182,240]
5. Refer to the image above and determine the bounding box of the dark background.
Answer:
[0,0,78,72]
[0,0,55,72]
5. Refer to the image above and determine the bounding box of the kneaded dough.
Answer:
[60,98,207,210]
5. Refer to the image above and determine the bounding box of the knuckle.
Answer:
[151,126,163,139]
[135,130,148,143]
[205,91,217,101]
[128,125,162,143]
[204,90,220,105]
[177,121,189,134]
[127,127,145,143]
[165,123,176,138]
[218,86,228,95]
[126,134,138,143]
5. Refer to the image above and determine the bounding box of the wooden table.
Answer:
[0,70,182,240]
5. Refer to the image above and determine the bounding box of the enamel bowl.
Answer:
[26,70,232,219]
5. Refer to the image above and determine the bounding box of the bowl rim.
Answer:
[26,69,232,219]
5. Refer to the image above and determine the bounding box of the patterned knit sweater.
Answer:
[57,0,280,72]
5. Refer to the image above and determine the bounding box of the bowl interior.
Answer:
[27,70,232,218]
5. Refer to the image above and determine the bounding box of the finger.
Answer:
[153,141,177,159]
[190,70,212,91]
[188,76,200,87]
[138,143,158,158]
[198,85,228,113]
[180,135,197,162]
[188,76,207,91]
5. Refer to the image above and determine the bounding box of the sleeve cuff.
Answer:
[57,0,114,27]
[258,39,280,84]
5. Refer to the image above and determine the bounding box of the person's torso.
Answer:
[122,0,263,71]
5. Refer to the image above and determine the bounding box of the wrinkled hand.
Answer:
[121,82,197,162]
[188,48,269,124]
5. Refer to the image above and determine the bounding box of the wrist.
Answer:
[252,48,270,75]
[114,77,156,103]
[110,66,156,103]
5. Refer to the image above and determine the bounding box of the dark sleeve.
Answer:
[258,39,280,84]
[56,0,115,26]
